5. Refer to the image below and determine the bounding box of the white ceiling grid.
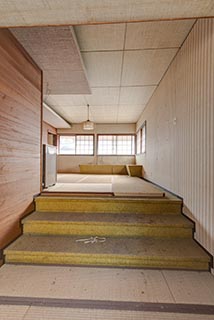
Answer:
[46,20,195,124]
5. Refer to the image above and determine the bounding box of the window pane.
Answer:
[98,135,135,155]
[76,135,94,155]
[59,135,94,155]
[117,135,135,155]
[98,135,116,155]
[59,136,75,154]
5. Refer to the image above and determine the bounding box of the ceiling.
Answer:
[11,27,90,95]
[10,19,196,124]
[43,19,195,123]
[0,1,213,27]
[1,1,214,127]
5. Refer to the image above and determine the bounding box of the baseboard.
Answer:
[142,177,183,200]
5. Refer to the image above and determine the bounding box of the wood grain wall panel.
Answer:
[42,121,57,145]
[136,18,214,260]
[0,29,42,249]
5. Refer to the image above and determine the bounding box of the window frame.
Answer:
[97,134,136,156]
[58,134,95,156]
[141,120,147,154]
[136,121,146,155]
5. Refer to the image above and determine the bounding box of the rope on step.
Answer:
[75,236,106,244]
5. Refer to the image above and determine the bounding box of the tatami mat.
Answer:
[112,175,164,197]
[45,174,164,197]
[45,182,113,193]
[57,174,113,184]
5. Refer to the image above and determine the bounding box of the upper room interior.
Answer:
[10,20,195,126]
[4,0,213,130]
[3,1,214,175]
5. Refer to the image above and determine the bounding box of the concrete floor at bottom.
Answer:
[0,265,214,319]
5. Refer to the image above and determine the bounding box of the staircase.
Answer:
[4,194,210,270]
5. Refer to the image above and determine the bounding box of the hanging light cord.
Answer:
[87,104,90,121]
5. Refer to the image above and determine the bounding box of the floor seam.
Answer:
[22,305,31,320]
[161,270,176,303]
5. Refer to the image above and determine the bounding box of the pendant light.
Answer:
[83,104,94,130]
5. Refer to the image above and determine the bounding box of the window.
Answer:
[141,122,146,154]
[136,130,141,155]
[59,135,94,155]
[98,135,135,155]
[136,121,146,154]
[76,135,94,155]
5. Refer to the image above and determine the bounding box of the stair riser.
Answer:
[23,223,192,238]
[35,199,182,214]
[5,253,209,271]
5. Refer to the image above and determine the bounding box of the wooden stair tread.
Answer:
[23,211,193,228]
[5,234,209,262]
[36,196,182,203]
[35,196,182,215]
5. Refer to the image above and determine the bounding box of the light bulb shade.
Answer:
[83,120,94,130]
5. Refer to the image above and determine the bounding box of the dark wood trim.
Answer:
[0,296,214,315]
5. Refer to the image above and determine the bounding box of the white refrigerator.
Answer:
[43,144,57,188]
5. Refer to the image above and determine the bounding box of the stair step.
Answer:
[23,211,193,238]
[4,234,210,270]
[35,196,182,214]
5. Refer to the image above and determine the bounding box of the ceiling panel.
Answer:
[46,87,120,108]
[119,86,156,105]
[125,20,195,49]
[0,1,213,27]
[117,105,145,123]
[122,49,178,86]
[11,26,91,95]
[91,106,118,123]
[43,71,90,95]
[46,95,86,107]
[51,105,119,124]
[82,51,123,86]
[86,87,120,106]
[75,24,126,51]
[117,105,146,123]
[51,106,88,123]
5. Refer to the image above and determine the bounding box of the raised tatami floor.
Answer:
[45,174,165,197]
[0,265,214,319]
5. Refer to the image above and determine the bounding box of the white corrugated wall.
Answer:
[136,18,214,260]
